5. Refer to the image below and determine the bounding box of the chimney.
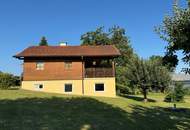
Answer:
[59,42,67,46]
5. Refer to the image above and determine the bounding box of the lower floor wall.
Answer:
[83,78,116,97]
[21,77,116,97]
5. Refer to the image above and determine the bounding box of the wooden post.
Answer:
[81,56,85,95]
[112,60,115,77]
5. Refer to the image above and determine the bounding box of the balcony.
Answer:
[85,67,114,78]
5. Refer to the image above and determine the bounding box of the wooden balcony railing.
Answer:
[85,67,114,78]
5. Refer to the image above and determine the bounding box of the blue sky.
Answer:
[0,0,188,75]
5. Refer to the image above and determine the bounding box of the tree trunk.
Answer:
[160,87,165,93]
[143,88,147,102]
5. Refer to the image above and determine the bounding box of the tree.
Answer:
[149,55,163,65]
[148,57,171,93]
[155,0,190,73]
[126,57,151,102]
[39,36,48,46]
[162,53,179,72]
[81,26,134,66]
[149,55,178,72]
[0,72,20,89]
[126,56,171,102]
[81,27,110,46]
[81,26,135,93]
[165,83,186,102]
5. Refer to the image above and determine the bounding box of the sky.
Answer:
[0,0,188,75]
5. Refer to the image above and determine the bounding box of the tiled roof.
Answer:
[14,45,121,58]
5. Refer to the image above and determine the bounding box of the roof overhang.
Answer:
[13,45,121,60]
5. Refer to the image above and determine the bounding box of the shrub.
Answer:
[164,83,186,102]
[184,87,190,95]
[0,72,20,89]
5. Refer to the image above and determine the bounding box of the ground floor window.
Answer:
[95,83,104,91]
[34,84,43,90]
[64,84,72,92]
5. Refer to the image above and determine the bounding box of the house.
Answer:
[172,73,190,88]
[14,44,120,97]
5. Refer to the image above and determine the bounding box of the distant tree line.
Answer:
[0,71,20,89]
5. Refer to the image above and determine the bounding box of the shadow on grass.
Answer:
[120,94,157,102]
[8,87,20,90]
[0,97,189,130]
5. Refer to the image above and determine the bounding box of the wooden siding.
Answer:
[85,68,114,78]
[23,59,83,81]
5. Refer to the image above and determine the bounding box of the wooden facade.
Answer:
[23,58,115,81]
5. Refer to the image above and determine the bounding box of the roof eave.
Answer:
[13,54,120,59]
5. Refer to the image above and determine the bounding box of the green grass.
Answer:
[0,90,190,130]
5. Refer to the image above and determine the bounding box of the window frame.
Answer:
[64,61,72,70]
[94,83,105,92]
[34,84,44,90]
[64,83,73,93]
[36,61,44,70]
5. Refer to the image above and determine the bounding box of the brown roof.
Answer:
[14,45,120,58]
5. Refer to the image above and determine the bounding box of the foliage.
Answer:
[126,56,171,101]
[155,0,190,73]
[165,83,186,102]
[126,57,151,101]
[81,26,134,66]
[162,53,178,72]
[0,72,20,89]
[81,27,110,46]
[115,66,130,94]
[39,36,48,46]
[148,56,172,92]
[81,26,134,93]
[184,87,190,95]
[149,55,163,65]
[149,55,177,72]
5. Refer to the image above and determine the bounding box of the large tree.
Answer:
[126,57,151,102]
[155,0,190,73]
[39,36,48,46]
[81,26,134,93]
[148,56,171,92]
[126,56,171,102]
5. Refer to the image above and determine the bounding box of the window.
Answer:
[34,84,43,90]
[64,62,72,69]
[95,83,104,91]
[64,84,72,92]
[36,62,44,70]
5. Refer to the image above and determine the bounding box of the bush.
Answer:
[164,83,186,102]
[184,87,190,95]
[0,72,20,89]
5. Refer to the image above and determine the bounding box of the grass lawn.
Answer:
[0,90,189,130]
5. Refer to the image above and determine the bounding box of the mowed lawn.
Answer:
[0,90,190,130]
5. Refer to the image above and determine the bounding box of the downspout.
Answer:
[81,56,84,95]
